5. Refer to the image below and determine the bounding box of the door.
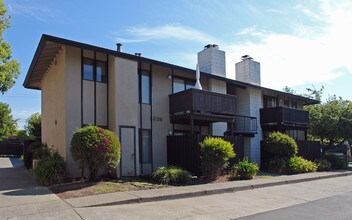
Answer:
[119,126,136,176]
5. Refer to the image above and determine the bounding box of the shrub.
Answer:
[28,141,51,160]
[33,152,66,185]
[153,166,191,185]
[322,154,346,170]
[70,126,121,180]
[314,158,332,171]
[286,156,317,174]
[268,157,288,174]
[266,132,298,159]
[200,137,235,180]
[229,158,259,180]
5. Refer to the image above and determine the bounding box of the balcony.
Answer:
[260,106,309,131]
[169,88,236,126]
[226,115,258,137]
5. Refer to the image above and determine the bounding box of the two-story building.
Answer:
[24,35,319,177]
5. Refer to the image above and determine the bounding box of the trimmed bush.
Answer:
[229,158,259,180]
[287,156,317,174]
[314,158,332,171]
[153,166,191,185]
[200,137,235,180]
[33,152,66,185]
[266,132,298,159]
[268,157,288,174]
[70,126,121,180]
[322,154,346,170]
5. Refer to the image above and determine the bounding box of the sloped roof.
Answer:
[24,34,319,105]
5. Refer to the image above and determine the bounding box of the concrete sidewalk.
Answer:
[0,157,81,220]
[65,170,352,208]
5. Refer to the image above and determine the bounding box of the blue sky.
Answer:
[2,0,352,128]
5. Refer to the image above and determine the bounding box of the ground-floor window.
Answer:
[141,129,151,163]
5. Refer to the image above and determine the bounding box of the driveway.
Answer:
[0,157,81,219]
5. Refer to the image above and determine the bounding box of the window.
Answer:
[96,61,107,83]
[264,95,278,108]
[83,58,107,83]
[141,73,150,104]
[173,78,184,93]
[83,58,94,80]
[172,77,195,93]
[284,100,290,107]
[141,129,151,163]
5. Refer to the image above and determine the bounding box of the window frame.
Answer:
[83,58,94,81]
[139,70,151,104]
[82,57,107,83]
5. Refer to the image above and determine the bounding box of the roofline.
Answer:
[24,34,320,105]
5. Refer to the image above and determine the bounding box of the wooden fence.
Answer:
[0,141,23,157]
[167,135,244,175]
[261,140,321,169]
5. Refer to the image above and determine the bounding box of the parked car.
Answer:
[325,141,351,158]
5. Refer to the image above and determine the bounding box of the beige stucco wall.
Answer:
[96,82,108,126]
[41,46,81,178]
[41,47,67,159]
[65,46,82,177]
[151,65,173,170]
[113,57,140,176]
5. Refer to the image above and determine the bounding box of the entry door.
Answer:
[120,126,136,176]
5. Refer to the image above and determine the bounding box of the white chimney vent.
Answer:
[197,44,226,77]
[236,55,261,86]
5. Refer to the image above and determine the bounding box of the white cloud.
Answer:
[114,24,215,44]
[113,1,352,91]
[7,1,59,22]
[224,1,352,89]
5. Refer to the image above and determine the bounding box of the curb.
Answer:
[75,171,352,208]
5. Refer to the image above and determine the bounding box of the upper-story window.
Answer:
[83,58,107,83]
[96,61,107,83]
[140,70,151,104]
[172,77,195,93]
[83,58,94,80]
[264,95,278,108]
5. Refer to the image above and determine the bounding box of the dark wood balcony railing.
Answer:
[260,106,309,130]
[169,88,236,116]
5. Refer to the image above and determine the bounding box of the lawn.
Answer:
[49,177,168,199]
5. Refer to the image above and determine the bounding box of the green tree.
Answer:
[305,85,324,101]
[25,113,41,140]
[305,96,352,147]
[0,102,17,140]
[0,0,20,94]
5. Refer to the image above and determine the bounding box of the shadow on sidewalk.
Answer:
[0,157,53,196]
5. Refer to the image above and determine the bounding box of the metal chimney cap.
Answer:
[241,55,253,60]
[204,44,219,49]
[116,43,122,52]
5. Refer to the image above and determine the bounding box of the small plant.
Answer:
[229,158,259,180]
[286,156,317,174]
[71,126,121,180]
[153,166,191,185]
[33,152,66,186]
[200,137,235,180]
[266,132,298,159]
[314,158,332,171]
[268,157,288,174]
[322,154,347,170]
